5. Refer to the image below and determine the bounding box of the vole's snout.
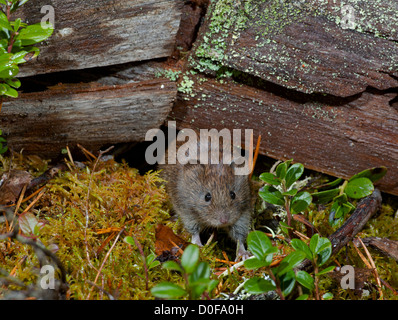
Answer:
[219,212,230,225]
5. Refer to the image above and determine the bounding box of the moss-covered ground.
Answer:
[0,151,397,300]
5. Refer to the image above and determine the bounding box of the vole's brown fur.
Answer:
[160,139,254,260]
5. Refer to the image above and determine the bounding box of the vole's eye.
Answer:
[230,191,236,200]
[205,193,212,202]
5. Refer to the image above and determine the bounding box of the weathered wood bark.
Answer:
[353,237,398,262]
[168,0,398,196]
[190,0,398,97]
[329,189,382,253]
[15,0,183,77]
[169,75,398,196]
[1,79,177,158]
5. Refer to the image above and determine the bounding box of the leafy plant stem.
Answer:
[284,196,292,227]
[339,180,348,196]
[183,271,192,299]
[6,2,10,20]
[7,33,16,53]
[131,233,149,291]
[266,266,284,300]
[314,264,320,300]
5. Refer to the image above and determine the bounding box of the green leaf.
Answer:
[345,177,374,199]
[0,11,12,31]
[279,221,292,236]
[279,269,296,296]
[259,172,281,185]
[123,236,135,246]
[296,294,309,300]
[151,282,186,299]
[290,191,312,214]
[309,233,320,255]
[146,252,160,270]
[0,53,19,79]
[5,78,21,88]
[291,238,312,260]
[275,251,306,276]
[316,238,332,266]
[285,163,304,189]
[322,292,333,300]
[11,50,29,64]
[318,178,343,189]
[0,144,7,154]
[0,0,7,5]
[311,188,340,204]
[0,83,7,95]
[244,277,276,294]
[0,39,8,53]
[2,83,17,97]
[162,260,183,273]
[181,244,199,274]
[18,212,44,236]
[13,18,21,32]
[333,193,348,205]
[275,160,292,179]
[247,231,277,261]
[282,188,298,197]
[348,166,387,183]
[10,0,32,13]
[16,23,54,46]
[296,270,315,291]
[190,261,210,282]
[334,203,344,219]
[244,257,270,270]
[259,185,285,206]
[316,265,336,276]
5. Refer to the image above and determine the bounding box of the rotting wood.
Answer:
[1,79,177,158]
[190,0,398,97]
[169,75,398,196]
[15,0,183,77]
[353,237,398,262]
[297,189,382,272]
[329,189,382,254]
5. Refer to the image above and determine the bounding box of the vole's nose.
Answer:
[219,212,230,225]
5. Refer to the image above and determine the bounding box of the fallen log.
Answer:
[190,0,398,97]
[329,189,382,254]
[15,0,183,77]
[1,79,177,158]
[170,75,398,196]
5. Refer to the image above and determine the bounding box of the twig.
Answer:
[87,227,124,300]
[130,234,150,291]
[22,189,45,213]
[21,185,46,203]
[83,146,114,278]
[297,189,382,273]
[77,143,97,161]
[9,255,27,276]
[0,230,67,284]
[66,145,74,166]
[266,266,284,300]
[357,237,384,300]
[9,184,27,232]
[249,135,261,179]
[86,280,115,300]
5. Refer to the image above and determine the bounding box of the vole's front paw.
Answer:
[235,249,252,262]
[191,233,203,247]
